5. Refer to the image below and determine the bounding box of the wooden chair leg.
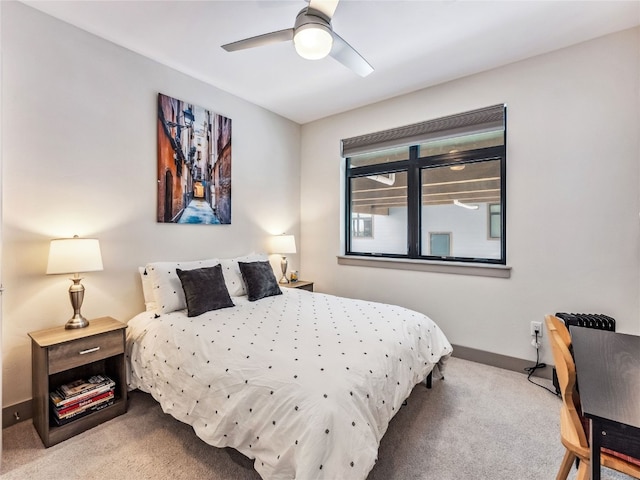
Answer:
[576,458,590,480]
[557,449,576,480]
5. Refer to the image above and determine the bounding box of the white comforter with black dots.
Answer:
[126,288,452,480]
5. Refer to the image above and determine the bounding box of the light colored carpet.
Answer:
[1,357,632,479]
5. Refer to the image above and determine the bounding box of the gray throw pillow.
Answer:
[176,265,234,317]
[238,261,282,301]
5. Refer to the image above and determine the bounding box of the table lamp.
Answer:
[270,234,296,284]
[46,236,103,329]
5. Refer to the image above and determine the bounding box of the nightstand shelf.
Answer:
[28,316,128,447]
[281,280,314,292]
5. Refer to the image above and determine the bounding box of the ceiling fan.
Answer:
[221,0,373,77]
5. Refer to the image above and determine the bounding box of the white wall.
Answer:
[1,2,301,407]
[300,27,640,365]
[0,0,3,458]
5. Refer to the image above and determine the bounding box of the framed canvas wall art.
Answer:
[157,93,232,224]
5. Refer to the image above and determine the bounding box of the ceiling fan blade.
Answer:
[222,28,293,52]
[329,32,374,77]
[308,0,340,20]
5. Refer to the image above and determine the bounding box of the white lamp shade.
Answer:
[270,235,297,255]
[46,237,104,274]
[293,24,333,60]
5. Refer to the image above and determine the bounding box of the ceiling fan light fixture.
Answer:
[221,1,373,76]
[294,23,333,60]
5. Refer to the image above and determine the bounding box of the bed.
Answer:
[127,255,452,479]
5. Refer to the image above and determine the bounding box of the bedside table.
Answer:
[28,316,128,447]
[281,280,314,292]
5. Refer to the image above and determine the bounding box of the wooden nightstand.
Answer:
[28,316,128,447]
[281,280,314,292]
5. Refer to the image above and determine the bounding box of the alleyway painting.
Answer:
[157,93,232,224]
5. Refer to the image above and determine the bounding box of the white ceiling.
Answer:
[23,0,640,124]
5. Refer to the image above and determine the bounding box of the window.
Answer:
[344,104,506,265]
[351,213,374,238]
[429,233,451,256]
[349,172,407,254]
[489,204,501,239]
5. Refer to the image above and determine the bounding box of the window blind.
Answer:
[341,104,505,157]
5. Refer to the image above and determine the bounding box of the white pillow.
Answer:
[220,253,268,296]
[138,267,158,313]
[146,259,220,314]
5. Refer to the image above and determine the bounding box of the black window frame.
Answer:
[345,143,507,265]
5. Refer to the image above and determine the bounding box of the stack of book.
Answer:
[50,375,116,426]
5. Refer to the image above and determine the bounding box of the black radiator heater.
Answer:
[551,312,616,395]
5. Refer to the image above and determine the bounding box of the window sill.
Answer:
[336,255,511,278]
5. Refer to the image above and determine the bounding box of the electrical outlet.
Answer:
[530,321,542,337]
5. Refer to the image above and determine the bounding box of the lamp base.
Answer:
[66,276,89,329]
[65,315,90,329]
[279,256,290,284]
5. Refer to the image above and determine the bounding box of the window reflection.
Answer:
[350,172,408,255]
